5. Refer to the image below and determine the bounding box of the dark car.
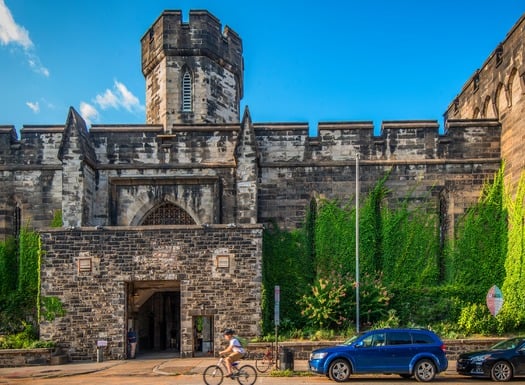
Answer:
[308,328,448,382]
[457,337,525,381]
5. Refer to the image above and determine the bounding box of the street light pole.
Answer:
[355,154,360,333]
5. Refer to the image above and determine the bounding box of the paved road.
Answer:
[0,356,507,385]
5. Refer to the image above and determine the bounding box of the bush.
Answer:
[457,303,500,336]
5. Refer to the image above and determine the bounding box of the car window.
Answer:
[387,331,412,345]
[412,332,434,344]
[360,332,386,348]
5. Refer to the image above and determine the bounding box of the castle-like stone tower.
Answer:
[141,10,244,129]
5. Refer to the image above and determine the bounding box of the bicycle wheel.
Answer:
[255,355,272,372]
[203,365,224,385]
[236,364,257,385]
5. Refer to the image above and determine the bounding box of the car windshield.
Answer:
[490,337,524,350]
[342,334,362,345]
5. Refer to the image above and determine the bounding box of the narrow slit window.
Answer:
[182,71,192,112]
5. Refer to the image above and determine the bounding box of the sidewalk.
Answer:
[0,355,456,380]
[0,356,309,379]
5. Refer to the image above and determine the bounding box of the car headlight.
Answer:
[311,352,328,360]
[471,354,491,363]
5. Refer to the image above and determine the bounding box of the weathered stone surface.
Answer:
[444,14,525,193]
[39,225,262,360]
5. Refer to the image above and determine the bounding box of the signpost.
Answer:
[274,285,280,361]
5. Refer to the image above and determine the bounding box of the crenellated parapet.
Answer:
[141,10,244,127]
[141,10,243,80]
[253,119,500,165]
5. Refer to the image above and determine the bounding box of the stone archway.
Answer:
[127,280,181,355]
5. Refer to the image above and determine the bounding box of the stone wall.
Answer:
[38,225,262,361]
[249,338,504,361]
[255,119,501,230]
[0,349,53,368]
[444,14,525,193]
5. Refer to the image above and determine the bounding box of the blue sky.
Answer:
[1,1,524,135]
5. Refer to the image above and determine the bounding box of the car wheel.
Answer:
[328,359,351,382]
[490,361,513,382]
[413,359,436,382]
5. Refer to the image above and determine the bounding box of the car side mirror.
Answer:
[355,341,364,348]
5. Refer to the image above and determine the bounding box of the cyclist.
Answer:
[219,328,245,378]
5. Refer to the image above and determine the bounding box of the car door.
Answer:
[511,341,525,375]
[384,331,413,372]
[352,332,390,373]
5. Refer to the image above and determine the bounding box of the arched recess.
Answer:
[495,82,507,118]
[0,196,21,240]
[140,202,196,225]
[473,107,480,119]
[508,68,522,107]
[482,95,496,118]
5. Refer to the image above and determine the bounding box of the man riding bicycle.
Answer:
[219,329,246,378]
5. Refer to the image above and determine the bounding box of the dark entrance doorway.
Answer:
[193,315,214,356]
[127,281,180,355]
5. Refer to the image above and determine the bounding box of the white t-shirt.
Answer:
[230,337,245,354]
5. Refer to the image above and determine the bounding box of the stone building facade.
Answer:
[444,13,525,193]
[0,9,523,360]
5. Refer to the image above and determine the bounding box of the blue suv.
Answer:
[309,328,448,382]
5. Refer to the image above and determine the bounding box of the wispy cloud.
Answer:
[26,101,39,113]
[95,80,144,112]
[80,80,144,125]
[79,102,99,127]
[0,0,49,76]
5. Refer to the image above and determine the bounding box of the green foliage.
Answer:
[448,167,507,296]
[40,296,66,322]
[0,228,64,347]
[18,228,40,297]
[299,271,391,330]
[381,201,439,287]
[0,322,55,349]
[0,237,17,298]
[261,222,308,334]
[457,303,500,336]
[500,170,525,329]
[299,276,348,330]
[51,210,63,227]
[261,164,524,335]
[359,174,388,273]
[314,199,356,277]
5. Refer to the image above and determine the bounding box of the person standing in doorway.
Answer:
[127,328,138,358]
[219,329,245,377]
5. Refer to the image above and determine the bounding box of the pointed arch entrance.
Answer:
[140,202,196,225]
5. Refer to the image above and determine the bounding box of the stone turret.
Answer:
[141,10,244,130]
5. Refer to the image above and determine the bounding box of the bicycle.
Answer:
[203,354,257,385]
[255,344,277,372]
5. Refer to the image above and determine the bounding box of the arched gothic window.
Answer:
[182,70,192,112]
[13,203,21,238]
[141,202,195,225]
